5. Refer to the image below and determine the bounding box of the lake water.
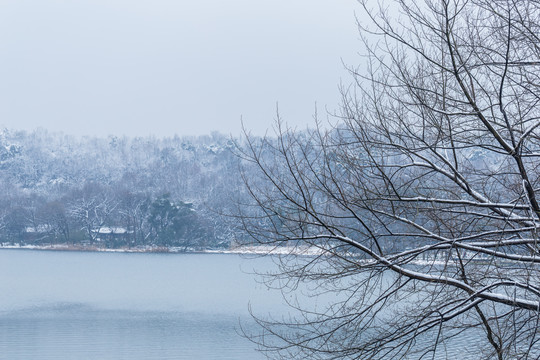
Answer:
[0,249,518,359]
[0,250,286,360]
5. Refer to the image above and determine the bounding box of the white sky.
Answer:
[0,0,360,138]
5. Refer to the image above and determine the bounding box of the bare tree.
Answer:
[37,201,71,243]
[117,190,151,247]
[238,0,540,358]
[68,182,119,244]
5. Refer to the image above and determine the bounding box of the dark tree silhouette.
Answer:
[239,0,540,358]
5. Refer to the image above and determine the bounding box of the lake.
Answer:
[0,249,511,359]
[0,250,286,360]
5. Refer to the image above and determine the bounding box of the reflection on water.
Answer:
[0,250,282,360]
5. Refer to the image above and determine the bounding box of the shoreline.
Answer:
[0,243,328,256]
[0,244,484,266]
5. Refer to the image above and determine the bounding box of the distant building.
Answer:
[91,227,132,242]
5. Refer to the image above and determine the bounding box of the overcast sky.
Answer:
[0,0,359,138]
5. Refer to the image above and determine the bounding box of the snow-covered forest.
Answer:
[0,128,246,250]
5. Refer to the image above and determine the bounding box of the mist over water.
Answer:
[0,250,488,359]
[0,250,284,359]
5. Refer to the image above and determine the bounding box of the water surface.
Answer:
[0,250,283,360]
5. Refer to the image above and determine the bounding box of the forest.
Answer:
[0,128,246,250]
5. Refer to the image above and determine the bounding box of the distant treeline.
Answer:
[0,129,246,249]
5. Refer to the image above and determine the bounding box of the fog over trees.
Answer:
[0,129,244,249]
[2,0,540,358]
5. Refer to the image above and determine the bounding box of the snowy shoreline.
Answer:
[0,243,328,256]
[0,244,483,266]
